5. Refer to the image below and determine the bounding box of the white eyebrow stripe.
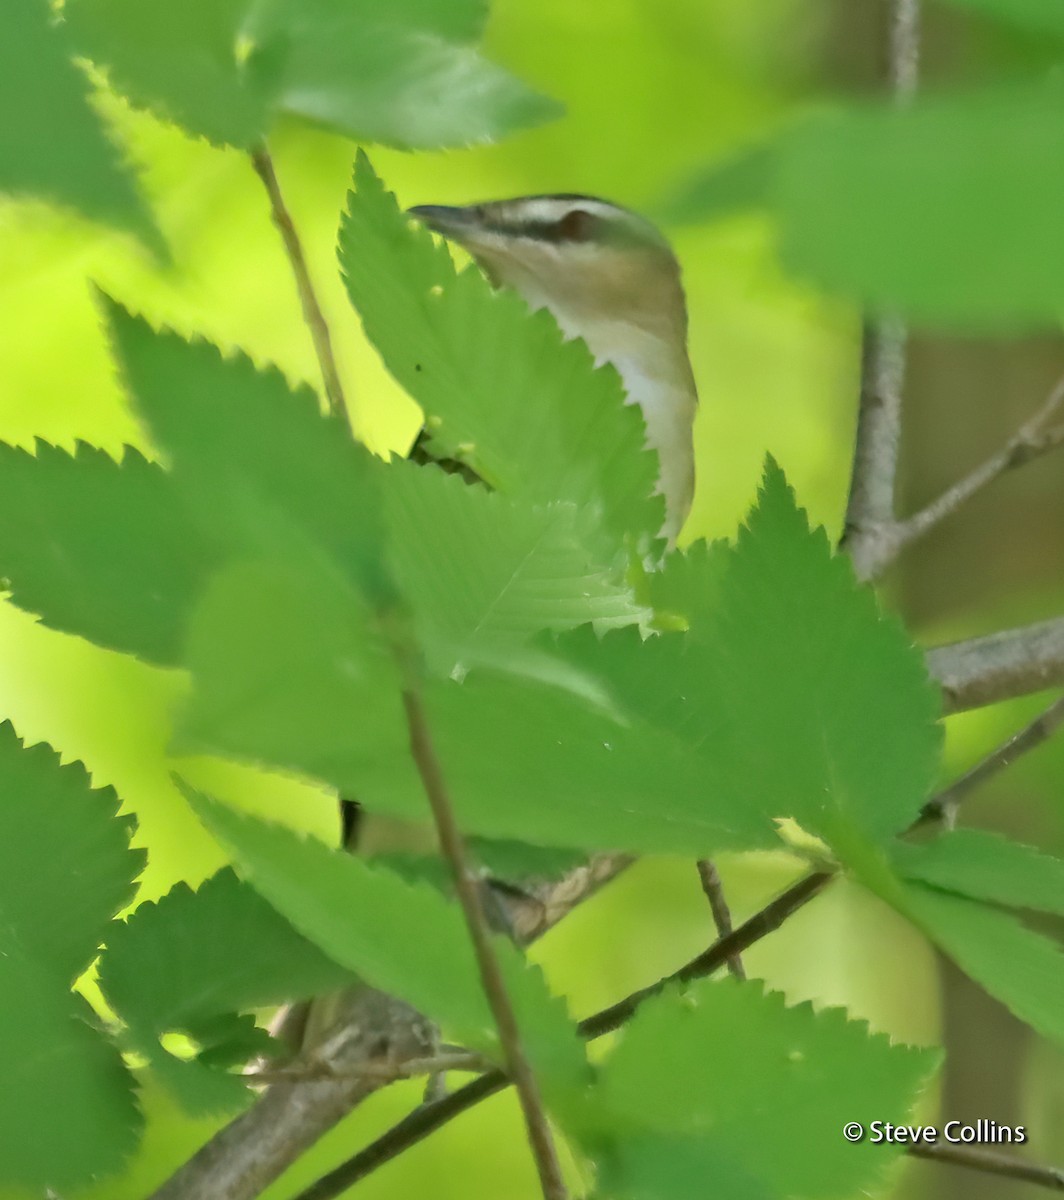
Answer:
[511,197,628,225]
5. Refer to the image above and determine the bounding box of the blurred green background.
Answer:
[1,0,1062,1196]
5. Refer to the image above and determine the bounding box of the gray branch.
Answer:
[840,0,920,575]
[926,617,1064,713]
[148,988,433,1200]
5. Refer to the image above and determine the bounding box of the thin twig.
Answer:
[290,870,835,1200]
[920,694,1064,826]
[250,144,351,427]
[911,1142,1064,1192]
[695,859,745,978]
[927,616,1064,713]
[400,681,568,1200]
[858,375,1064,580]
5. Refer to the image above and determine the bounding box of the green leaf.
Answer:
[936,0,1064,38]
[0,0,155,242]
[0,441,223,666]
[339,152,662,550]
[67,0,557,150]
[776,82,1064,326]
[191,792,590,1105]
[659,139,774,225]
[248,0,561,150]
[558,460,942,858]
[359,669,775,855]
[105,302,389,602]
[901,881,1064,1048]
[0,722,143,981]
[98,867,357,1114]
[180,557,406,794]
[643,536,729,628]
[180,554,731,857]
[66,0,272,148]
[183,461,937,864]
[0,951,141,1191]
[385,461,642,676]
[892,830,1064,916]
[591,977,938,1200]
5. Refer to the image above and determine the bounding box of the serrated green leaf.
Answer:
[558,459,942,858]
[643,536,729,628]
[180,557,407,793]
[893,830,1064,916]
[0,722,143,981]
[340,153,662,550]
[105,302,389,602]
[67,0,557,150]
[98,867,357,1115]
[0,0,155,243]
[0,949,141,1191]
[385,460,642,676]
[0,441,224,665]
[359,669,775,855]
[776,82,1064,326]
[190,792,590,1105]
[590,977,937,1200]
[900,880,1064,1048]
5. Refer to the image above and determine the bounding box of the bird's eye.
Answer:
[555,209,596,241]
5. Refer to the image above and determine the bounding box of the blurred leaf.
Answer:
[936,0,1064,38]
[660,138,774,224]
[893,830,1064,916]
[0,0,155,242]
[67,0,557,149]
[0,722,143,981]
[191,793,590,1104]
[776,83,1064,326]
[180,558,405,792]
[385,461,642,676]
[340,152,663,551]
[0,952,141,1191]
[66,0,271,148]
[0,441,223,666]
[98,867,356,1115]
[558,460,942,858]
[902,881,1064,1048]
[591,977,938,1200]
[248,0,561,150]
[105,301,389,601]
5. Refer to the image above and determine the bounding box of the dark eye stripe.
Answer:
[483,216,593,243]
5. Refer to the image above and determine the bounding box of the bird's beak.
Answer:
[407,204,478,239]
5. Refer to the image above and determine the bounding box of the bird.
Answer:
[407,194,698,547]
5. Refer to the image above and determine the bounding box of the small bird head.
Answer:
[407,195,688,346]
[408,193,698,546]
